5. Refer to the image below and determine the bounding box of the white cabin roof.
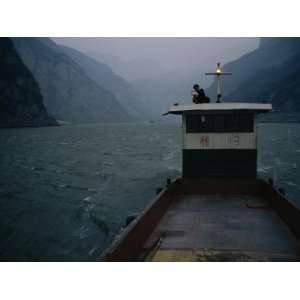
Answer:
[164,102,272,115]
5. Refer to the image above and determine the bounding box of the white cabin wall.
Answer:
[182,112,257,150]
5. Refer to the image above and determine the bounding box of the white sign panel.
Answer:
[183,133,256,149]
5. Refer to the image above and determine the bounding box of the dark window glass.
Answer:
[186,113,253,133]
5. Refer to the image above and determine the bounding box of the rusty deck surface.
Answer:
[102,178,300,261]
[144,194,300,261]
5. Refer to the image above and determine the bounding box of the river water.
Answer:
[0,123,299,261]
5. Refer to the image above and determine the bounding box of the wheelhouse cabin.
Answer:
[167,103,272,178]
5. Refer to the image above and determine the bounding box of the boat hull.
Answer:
[102,178,300,262]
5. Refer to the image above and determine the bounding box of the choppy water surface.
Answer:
[0,123,299,261]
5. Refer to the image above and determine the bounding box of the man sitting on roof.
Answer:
[192,84,210,104]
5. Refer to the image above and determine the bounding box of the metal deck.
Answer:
[144,194,300,261]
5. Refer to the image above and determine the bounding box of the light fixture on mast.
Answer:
[206,63,232,103]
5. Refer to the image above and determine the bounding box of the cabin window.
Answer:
[186,113,254,133]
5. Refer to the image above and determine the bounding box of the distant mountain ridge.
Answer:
[0,38,57,128]
[12,38,132,123]
[58,43,148,120]
[206,37,300,121]
[207,38,300,100]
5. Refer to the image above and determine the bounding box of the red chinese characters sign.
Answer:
[199,135,209,147]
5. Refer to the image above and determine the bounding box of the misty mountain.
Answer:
[11,38,131,123]
[206,38,300,121]
[207,38,300,102]
[54,38,258,81]
[58,45,148,120]
[228,52,300,110]
[52,38,259,121]
[0,38,57,128]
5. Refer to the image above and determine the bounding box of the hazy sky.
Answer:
[53,37,259,81]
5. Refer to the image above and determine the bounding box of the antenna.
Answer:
[206,63,232,103]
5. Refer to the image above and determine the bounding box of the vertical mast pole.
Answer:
[216,62,222,103]
[217,74,221,103]
[206,63,232,103]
